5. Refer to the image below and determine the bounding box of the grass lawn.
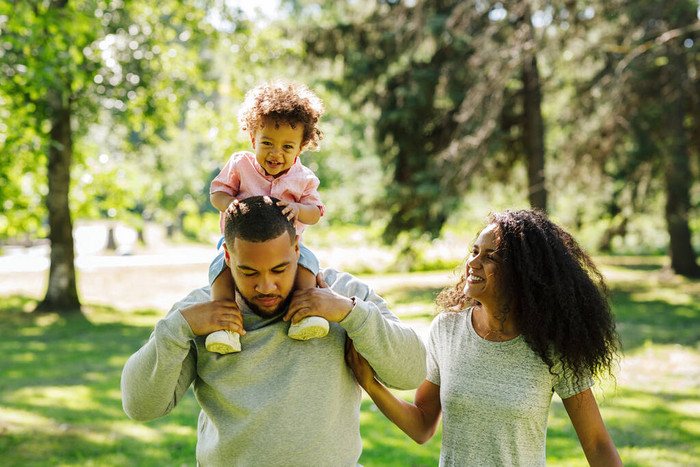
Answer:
[1,256,698,466]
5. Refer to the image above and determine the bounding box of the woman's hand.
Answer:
[345,337,377,390]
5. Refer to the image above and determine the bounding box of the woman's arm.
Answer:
[563,389,623,466]
[345,340,442,444]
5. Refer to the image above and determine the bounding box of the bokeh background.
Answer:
[1,1,699,465]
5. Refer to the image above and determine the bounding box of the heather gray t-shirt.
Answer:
[426,307,593,467]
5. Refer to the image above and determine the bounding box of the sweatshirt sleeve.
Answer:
[324,269,427,390]
[120,288,208,421]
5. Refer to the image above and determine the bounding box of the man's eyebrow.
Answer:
[236,261,292,272]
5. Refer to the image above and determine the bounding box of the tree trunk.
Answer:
[663,46,700,277]
[521,10,547,212]
[106,224,117,251]
[36,88,81,312]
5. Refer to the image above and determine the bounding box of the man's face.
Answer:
[224,231,299,318]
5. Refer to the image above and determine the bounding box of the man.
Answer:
[121,196,426,466]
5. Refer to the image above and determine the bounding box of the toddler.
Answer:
[205,80,328,354]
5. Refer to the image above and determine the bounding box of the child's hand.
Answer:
[277,200,300,222]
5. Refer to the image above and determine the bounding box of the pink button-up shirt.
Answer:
[210,151,325,235]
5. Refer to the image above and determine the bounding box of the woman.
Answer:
[346,210,622,466]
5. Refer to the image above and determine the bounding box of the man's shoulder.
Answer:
[167,286,212,316]
[321,268,371,295]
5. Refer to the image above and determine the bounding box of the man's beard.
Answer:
[234,282,293,319]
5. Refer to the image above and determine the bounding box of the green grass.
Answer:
[1,257,699,466]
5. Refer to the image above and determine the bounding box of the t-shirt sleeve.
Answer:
[210,154,241,196]
[425,314,442,386]
[552,360,594,399]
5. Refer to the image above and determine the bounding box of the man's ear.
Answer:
[294,235,300,260]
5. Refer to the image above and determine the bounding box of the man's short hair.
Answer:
[223,196,296,247]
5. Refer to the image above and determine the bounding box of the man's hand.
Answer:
[180,300,246,336]
[284,272,355,324]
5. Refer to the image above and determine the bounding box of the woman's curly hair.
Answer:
[437,209,620,382]
[238,80,325,151]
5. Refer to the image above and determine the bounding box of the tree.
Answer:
[299,0,575,241]
[0,0,240,311]
[568,0,700,276]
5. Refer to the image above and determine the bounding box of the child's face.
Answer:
[251,119,304,177]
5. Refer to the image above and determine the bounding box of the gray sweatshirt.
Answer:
[121,268,426,466]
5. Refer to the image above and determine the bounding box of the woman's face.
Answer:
[464,224,504,307]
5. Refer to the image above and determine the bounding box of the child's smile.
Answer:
[252,119,304,178]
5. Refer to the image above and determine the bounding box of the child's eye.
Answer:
[283,145,294,150]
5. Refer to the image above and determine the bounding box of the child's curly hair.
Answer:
[238,80,325,151]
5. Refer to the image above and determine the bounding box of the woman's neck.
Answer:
[472,303,519,341]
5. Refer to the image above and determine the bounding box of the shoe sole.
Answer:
[288,316,329,340]
[205,330,241,354]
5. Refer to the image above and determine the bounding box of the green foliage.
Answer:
[0,0,248,240]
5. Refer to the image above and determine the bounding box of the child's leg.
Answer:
[294,264,317,290]
[288,253,329,340]
[206,251,241,354]
[211,267,235,301]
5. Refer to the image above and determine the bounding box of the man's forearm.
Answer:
[121,311,196,421]
[343,298,427,389]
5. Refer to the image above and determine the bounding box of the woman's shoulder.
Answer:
[431,307,472,329]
